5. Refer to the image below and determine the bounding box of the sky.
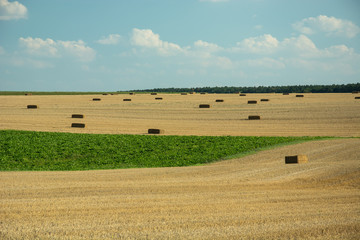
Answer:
[0,0,359,91]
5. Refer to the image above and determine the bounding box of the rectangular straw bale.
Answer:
[285,155,308,164]
[72,114,84,118]
[181,93,188,95]
[248,100,257,104]
[296,95,304,97]
[215,99,224,102]
[92,98,101,101]
[355,97,360,99]
[199,104,211,108]
[248,115,260,120]
[151,93,157,95]
[27,105,38,109]
[240,93,246,96]
[129,92,135,95]
[260,99,269,102]
[283,93,289,95]
[148,129,164,134]
[200,92,206,95]
[71,123,85,128]
[155,97,163,100]
[123,99,132,101]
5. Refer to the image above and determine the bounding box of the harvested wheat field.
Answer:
[0,138,359,239]
[0,93,360,239]
[0,93,359,136]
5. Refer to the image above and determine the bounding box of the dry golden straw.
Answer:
[71,114,84,118]
[27,105,37,109]
[148,129,164,134]
[71,123,85,128]
[285,155,308,164]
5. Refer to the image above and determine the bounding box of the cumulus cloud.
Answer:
[194,40,222,52]
[236,34,279,54]
[131,28,183,56]
[0,0,27,20]
[97,34,121,45]
[293,15,360,38]
[19,37,96,62]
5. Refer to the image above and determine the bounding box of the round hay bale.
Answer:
[155,97,163,100]
[71,123,85,128]
[92,98,101,101]
[148,129,164,134]
[215,99,224,102]
[248,115,260,120]
[72,114,84,118]
[123,99,132,101]
[260,99,269,102]
[285,155,308,164]
[296,95,304,97]
[199,104,211,108]
[247,100,257,104]
[27,105,38,109]
[151,93,157,95]
[240,93,246,96]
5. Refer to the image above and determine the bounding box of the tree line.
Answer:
[129,83,360,94]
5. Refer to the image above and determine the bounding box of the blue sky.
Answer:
[0,0,359,91]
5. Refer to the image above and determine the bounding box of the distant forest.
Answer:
[130,83,360,94]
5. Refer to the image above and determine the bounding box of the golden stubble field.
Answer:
[0,93,360,239]
[0,92,359,136]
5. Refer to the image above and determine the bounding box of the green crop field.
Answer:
[0,130,325,171]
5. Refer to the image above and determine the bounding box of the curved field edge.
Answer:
[0,130,329,171]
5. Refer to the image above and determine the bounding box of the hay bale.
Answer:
[215,99,224,102]
[181,93,188,95]
[72,114,84,118]
[247,100,257,104]
[123,99,132,101]
[27,105,37,109]
[199,104,211,108]
[296,95,304,97]
[283,93,289,95]
[25,93,32,96]
[151,93,157,95]
[285,155,308,164]
[240,93,246,96]
[155,97,163,100]
[248,115,260,120]
[148,129,164,134]
[71,123,85,128]
[92,98,101,101]
[355,97,360,99]
[260,99,269,102]
[102,93,108,95]
[200,92,206,95]
[352,91,359,94]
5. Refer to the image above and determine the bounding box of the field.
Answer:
[0,93,359,239]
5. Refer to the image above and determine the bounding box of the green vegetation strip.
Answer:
[0,130,325,171]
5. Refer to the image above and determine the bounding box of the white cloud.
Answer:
[131,28,183,56]
[236,34,279,54]
[194,40,222,52]
[19,37,96,62]
[96,34,121,45]
[246,57,285,69]
[0,0,27,20]
[293,15,360,38]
